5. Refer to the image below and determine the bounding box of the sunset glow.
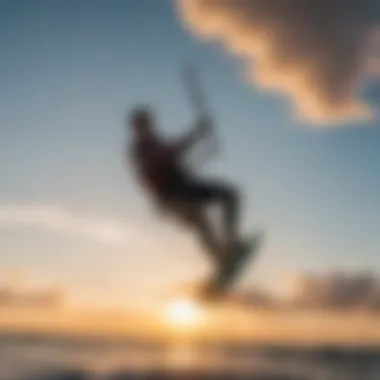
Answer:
[165,298,203,328]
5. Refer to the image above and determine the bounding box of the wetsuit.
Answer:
[129,135,235,210]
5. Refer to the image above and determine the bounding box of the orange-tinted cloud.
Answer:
[0,271,66,309]
[176,0,380,124]
[289,271,380,310]
[227,271,380,312]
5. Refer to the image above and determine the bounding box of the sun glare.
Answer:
[166,298,202,327]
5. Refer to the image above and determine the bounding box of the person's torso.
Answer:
[129,137,187,195]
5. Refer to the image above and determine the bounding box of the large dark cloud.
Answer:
[176,0,380,125]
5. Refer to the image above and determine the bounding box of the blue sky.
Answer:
[0,0,379,308]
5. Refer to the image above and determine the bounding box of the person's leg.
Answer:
[182,177,242,259]
[166,201,224,267]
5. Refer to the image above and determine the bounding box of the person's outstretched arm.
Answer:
[174,116,212,156]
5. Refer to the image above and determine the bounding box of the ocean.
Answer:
[1,333,379,380]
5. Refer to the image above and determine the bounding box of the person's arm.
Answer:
[173,115,212,156]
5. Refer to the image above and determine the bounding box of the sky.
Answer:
[0,0,379,312]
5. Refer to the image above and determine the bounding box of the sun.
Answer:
[166,298,203,327]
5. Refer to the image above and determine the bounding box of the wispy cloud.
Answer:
[0,204,144,245]
[176,0,380,125]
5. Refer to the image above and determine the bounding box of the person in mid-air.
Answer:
[126,105,244,271]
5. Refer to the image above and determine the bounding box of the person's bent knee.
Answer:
[174,203,202,227]
[221,183,240,204]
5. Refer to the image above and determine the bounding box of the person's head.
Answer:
[128,105,155,140]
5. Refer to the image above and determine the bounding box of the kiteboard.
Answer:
[198,232,263,302]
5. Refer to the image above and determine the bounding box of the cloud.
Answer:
[0,204,129,244]
[0,203,188,260]
[176,0,380,124]
[0,269,66,309]
[289,271,380,310]
[0,285,65,309]
[227,271,380,312]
